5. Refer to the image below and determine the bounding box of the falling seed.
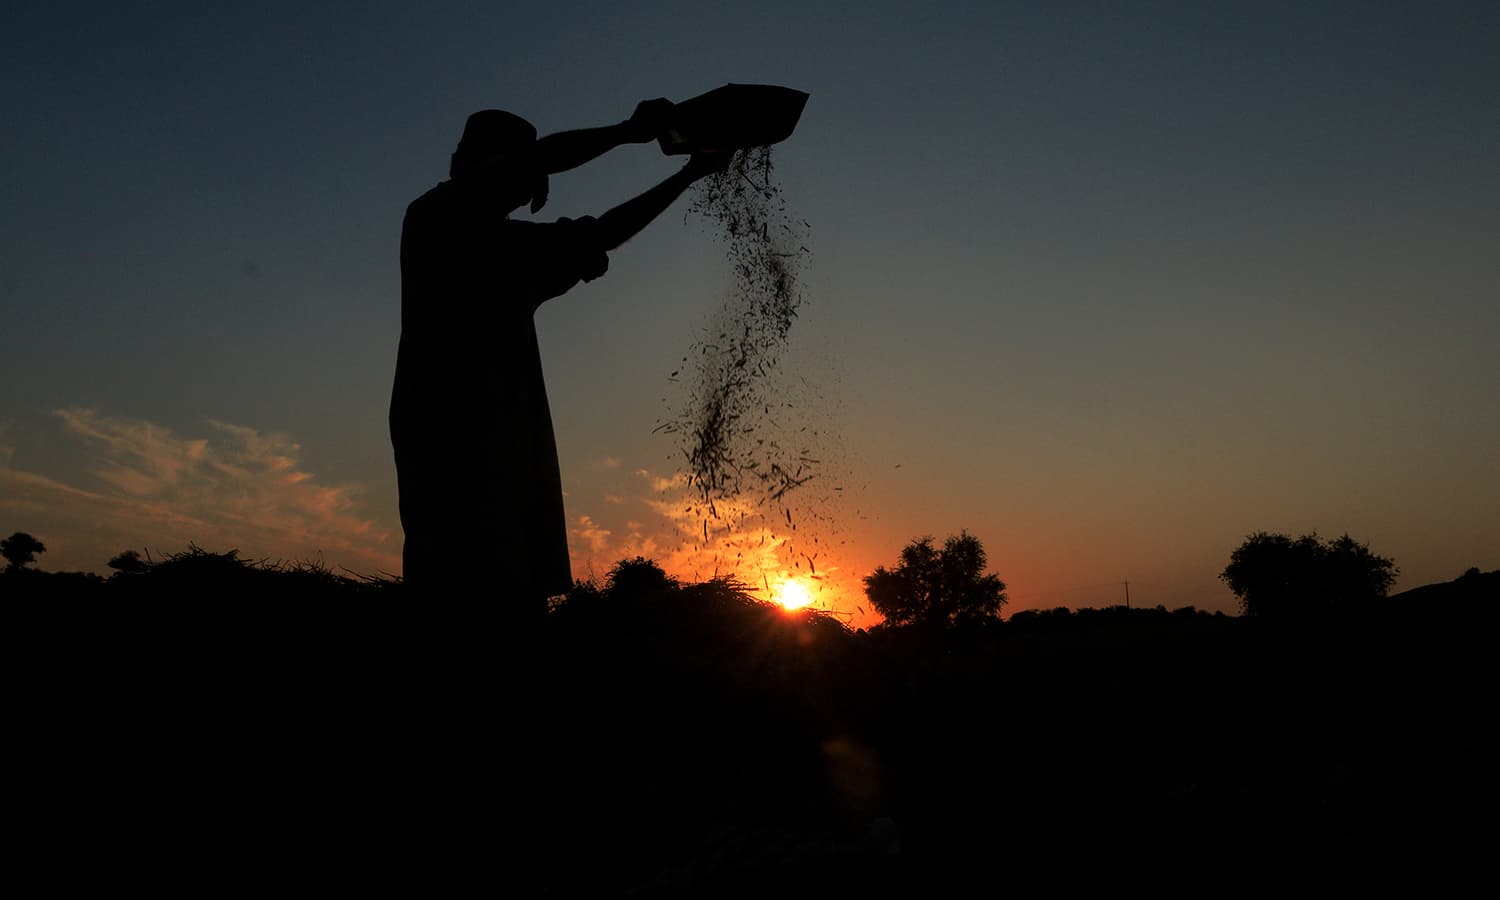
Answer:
[663,144,835,567]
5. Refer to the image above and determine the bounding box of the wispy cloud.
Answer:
[0,409,398,575]
[570,515,613,553]
[567,511,659,576]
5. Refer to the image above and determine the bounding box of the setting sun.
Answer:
[775,578,813,610]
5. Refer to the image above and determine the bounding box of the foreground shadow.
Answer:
[1,553,1495,895]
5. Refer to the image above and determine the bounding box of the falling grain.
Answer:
[658,146,815,538]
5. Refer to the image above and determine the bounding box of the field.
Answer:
[3,553,1494,897]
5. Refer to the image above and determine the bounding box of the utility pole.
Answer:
[1123,580,1131,610]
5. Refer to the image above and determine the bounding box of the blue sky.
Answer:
[3,2,1497,619]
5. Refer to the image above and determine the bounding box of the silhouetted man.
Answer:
[391,101,727,866]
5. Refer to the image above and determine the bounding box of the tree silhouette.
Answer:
[1,531,46,570]
[863,532,1007,628]
[1220,531,1397,620]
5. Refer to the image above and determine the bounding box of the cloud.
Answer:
[0,409,398,576]
[594,456,623,470]
[568,512,661,575]
[570,515,613,553]
[638,469,687,494]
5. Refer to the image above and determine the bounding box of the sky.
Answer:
[2,1,1496,624]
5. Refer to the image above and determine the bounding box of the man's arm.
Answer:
[534,98,674,175]
[595,152,731,251]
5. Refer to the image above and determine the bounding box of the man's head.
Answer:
[450,109,548,212]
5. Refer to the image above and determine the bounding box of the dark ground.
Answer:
[2,557,1495,897]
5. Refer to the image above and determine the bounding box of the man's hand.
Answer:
[683,150,735,181]
[625,98,675,143]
